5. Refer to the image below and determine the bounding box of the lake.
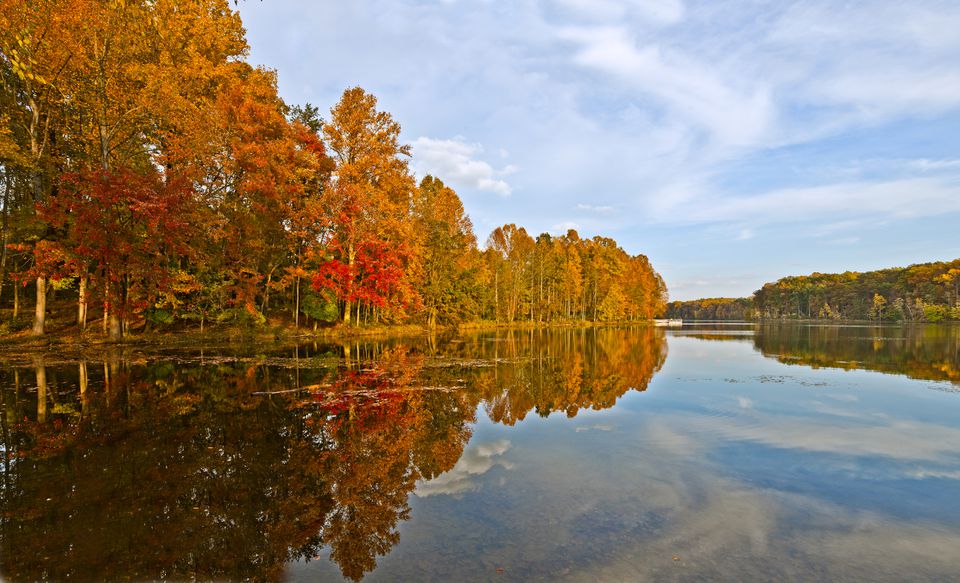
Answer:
[1,323,959,582]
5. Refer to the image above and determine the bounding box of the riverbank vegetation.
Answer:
[0,0,666,342]
[665,297,755,321]
[671,259,960,322]
[754,259,960,321]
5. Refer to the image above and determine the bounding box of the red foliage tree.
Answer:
[40,167,193,336]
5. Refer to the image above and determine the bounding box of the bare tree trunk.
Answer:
[12,277,19,321]
[78,274,88,330]
[32,277,46,336]
[295,276,300,328]
[494,269,499,322]
[29,98,46,336]
[108,277,123,340]
[343,244,355,324]
[262,271,272,312]
[0,169,9,305]
[109,312,122,340]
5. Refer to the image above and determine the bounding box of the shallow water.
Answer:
[1,323,959,581]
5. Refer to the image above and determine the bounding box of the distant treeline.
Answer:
[672,258,960,322]
[665,297,755,321]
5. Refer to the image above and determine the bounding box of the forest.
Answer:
[0,0,668,340]
[672,259,960,322]
[665,297,755,321]
[753,259,960,321]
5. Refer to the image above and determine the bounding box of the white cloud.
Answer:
[687,415,960,461]
[414,439,513,497]
[550,221,580,234]
[553,0,685,25]
[654,177,960,226]
[558,26,775,149]
[910,159,960,172]
[412,136,516,196]
[765,1,960,131]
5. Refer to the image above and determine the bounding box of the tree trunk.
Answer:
[32,277,46,336]
[343,244,354,325]
[343,298,352,325]
[109,312,122,340]
[78,274,88,330]
[295,276,300,328]
[494,269,499,322]
[0,169,9,305]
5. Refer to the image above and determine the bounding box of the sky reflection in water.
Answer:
[2,324,959,582]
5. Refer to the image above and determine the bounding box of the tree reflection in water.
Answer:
[0,327,666,582]
[753,323,960,385]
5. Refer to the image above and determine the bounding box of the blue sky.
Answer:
[237,0,960,300]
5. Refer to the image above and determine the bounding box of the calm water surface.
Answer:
[1,323,959,581]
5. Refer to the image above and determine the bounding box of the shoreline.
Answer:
[0,318,659,359]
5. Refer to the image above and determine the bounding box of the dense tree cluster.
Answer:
[0,0,667,339]
[665,297,755,321]
[480,227,667,325]
[674,260,960,322]
[753,259,960,322]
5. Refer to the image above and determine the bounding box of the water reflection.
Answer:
[753,323,960,385]
[4,324,959,581]
[434,327,667,424]
[0,327,666,582]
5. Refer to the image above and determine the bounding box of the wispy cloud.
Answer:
[909,159,960,172]
[552,0,685,25]
[654,177,960,226]
[558,25,775,150]
[412,136,515,196]
[551,221,581,234]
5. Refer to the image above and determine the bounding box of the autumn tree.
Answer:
[0,3,671,335]
[412,175,479,326]
[0,0,86,334]
[313,87,418,324]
